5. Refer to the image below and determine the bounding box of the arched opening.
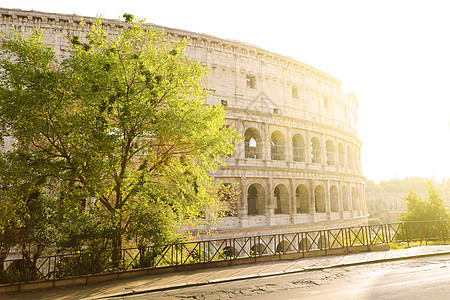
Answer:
[342,186,349,211]
[296,184,309,213]
[276,241,291,253]
[247,184,265,215]
[292,134,305,162]
[244,128,262,159]
[250,243,266,255]
[270,131,285,160]
[326,140,335,165]
[338,143,344,167]
[314,185,326,213]
[299,238,311,251]
[347,146,353,170]
[330,185,339,212]
[274,184,289,214]
[222,246,237,258]
[311,137,321,164]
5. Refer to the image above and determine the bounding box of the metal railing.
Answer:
[1,220,448,286]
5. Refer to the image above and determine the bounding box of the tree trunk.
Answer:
[111,231,122,270]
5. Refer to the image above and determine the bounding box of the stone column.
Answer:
[268,177,275,225]
[326,179,331,220]
[239,176,248,228]
[350,184,355,218]
[335,137,340,173]
[286,127,292,162]
[305,130,311,166]
[235,117,245,159]
[263,122,270,161]
[321,133,327,168]
[339,180,344,219]
[290,178,296,224]
[309,179,316,223]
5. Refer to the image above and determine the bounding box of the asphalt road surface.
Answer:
[115,253,450,300]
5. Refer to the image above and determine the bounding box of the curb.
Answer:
[89,249,450,299]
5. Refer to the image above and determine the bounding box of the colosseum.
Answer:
[0,8,368,240]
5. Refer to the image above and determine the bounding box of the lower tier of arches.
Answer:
[226,177,366,215]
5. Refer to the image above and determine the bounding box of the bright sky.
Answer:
[1,0,449,182]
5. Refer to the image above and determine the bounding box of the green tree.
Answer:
[0,151,58,281]
[401,180,448,222]
[0,16,238,265]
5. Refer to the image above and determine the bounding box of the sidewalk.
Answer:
[3,244,450,300]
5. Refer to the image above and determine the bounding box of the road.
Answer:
[117,253,450,300]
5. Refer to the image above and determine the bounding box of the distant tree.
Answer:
[401,180,448,222]
[0,16,239,266]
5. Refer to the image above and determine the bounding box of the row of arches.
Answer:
[244,128,360,170]
[247,183,362,216]
[222,237,329,257]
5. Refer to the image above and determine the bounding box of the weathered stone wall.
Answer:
[0,8,368,238]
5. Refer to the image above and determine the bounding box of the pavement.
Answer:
[2,244,450,300]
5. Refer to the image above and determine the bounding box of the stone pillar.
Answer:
[305,130,311,166]
[344,144,349,174]
[263,122,270,161]
[335,137,340,173]
[290,178,296,223]
[321,133,327,168]
[326,179,331,220]
[348,183,356,218]
[268,177,275,225]
[235,118,245,159]
[239,176,248,228]
[286,127,292,162]
[339,180,344,219]
[309,179,316,223]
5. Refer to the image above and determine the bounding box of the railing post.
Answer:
[344,227,348,252]
[278,234,282,260]
[366,225,370,246]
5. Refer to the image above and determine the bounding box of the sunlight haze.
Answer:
[1,0,449,182]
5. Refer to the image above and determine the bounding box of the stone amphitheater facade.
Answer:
[0,8,368,239]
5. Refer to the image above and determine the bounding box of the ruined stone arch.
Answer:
[247,183,265,215]
[330,185,339,212]
[274,184,289,214]
[314,185,326,213]
[311,137,321,164]
[295,184,309,213]
[292,134,305,162]
[270,130,285,160]
[244,127,262,159]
